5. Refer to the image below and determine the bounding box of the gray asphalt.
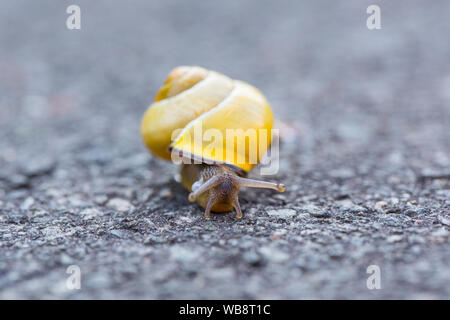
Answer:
[0,0,449,299]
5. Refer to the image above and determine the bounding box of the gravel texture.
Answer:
[0,0,449,299]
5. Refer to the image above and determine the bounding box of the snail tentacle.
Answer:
[233,176,286,192]
[232,196,243,219]
[188,175,222,202]
[204,196,215,219]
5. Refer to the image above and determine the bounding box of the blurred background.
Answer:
[0,0,449,299]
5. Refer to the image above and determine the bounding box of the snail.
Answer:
[141,66,285,219]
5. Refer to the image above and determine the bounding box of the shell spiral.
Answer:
[141,66,274,173]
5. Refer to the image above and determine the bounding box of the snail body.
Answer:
[141,66,285,218]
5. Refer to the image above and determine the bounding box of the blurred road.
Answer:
[0,0,449,299]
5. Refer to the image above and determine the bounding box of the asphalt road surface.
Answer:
[0,0,449,299]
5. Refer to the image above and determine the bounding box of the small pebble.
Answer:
[438,216,450,227]
[259,246,289,263]
[20,197,35,211]
[266,209,296,219]
[110,230,126,238]
[387,235,403,243]
[374,201,388,210]
[144,235,166,245]
[107,198,135,212]
[242,251,263,266]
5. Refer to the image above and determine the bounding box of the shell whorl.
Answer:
[141,66,273,173]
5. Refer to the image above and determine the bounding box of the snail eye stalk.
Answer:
[234,176,286,192]
[188,175,222,202]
